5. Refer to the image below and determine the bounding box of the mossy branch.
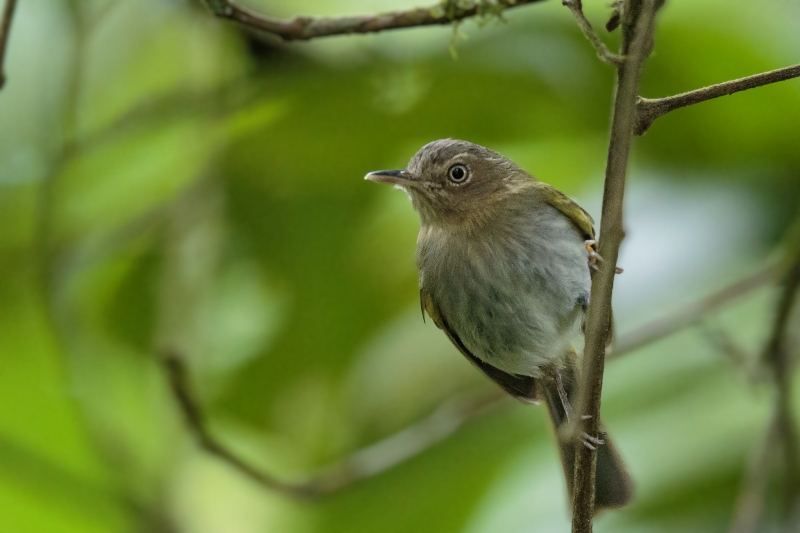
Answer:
[199,0,545,41]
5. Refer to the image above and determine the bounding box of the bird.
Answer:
[365,139,632,510]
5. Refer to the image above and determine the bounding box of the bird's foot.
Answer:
[585,240,602,271]
[585,240,624,274]
[582,432,606,450]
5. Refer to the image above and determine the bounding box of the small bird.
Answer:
[365,139,631,510]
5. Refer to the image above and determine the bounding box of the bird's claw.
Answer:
[585,240,624,274]
[582,432,605,450]
[585,240,603,266]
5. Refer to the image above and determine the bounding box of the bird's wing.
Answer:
[533,182,616,343]
[535,182,596,241]
[420,289,540,403]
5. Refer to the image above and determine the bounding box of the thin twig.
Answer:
[304,388,507,494]
[162,352,506,498]
[635,63,800,135]
[200,0,545,41]
[0,0,18,89]
[561,0,623,67]
[163,354,316,499]
[572,0,658,530]
[727,415,780,533]
[159,262,771,501]
[699,320,757,382]
[762,240,800,523]
[610,264,777,359]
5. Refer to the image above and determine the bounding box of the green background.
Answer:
[1,0,799,531]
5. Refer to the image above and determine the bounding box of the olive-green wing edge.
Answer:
[535,183,617,344]
[421,289,539,403]
[536,182,596,241]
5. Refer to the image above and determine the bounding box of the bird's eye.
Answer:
[448,164,469,183]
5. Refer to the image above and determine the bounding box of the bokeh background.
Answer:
[2,0,800,531]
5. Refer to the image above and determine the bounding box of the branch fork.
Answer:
[561,0,624,67]
[634,63,800,135]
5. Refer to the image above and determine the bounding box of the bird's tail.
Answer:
[540,351,633,511]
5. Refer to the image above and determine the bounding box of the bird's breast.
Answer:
[416,208,590,377]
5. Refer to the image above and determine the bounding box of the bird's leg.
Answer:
[554,368,604,450]
[585,240,624,274]
[555,368,574,422]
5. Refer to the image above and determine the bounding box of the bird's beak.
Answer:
[364,169,413,185]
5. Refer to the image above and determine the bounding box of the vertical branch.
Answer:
[37,0,86,294]
[0,0,18,89]
[730,220,800,533]
[727,415,780,533]
[571,0,658,530]
[763,232,800,523]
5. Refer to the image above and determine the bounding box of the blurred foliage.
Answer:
[1,0,799,532]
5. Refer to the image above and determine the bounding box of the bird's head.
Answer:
[366,139,532,228]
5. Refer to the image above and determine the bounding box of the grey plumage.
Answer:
[417,189,590,377]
